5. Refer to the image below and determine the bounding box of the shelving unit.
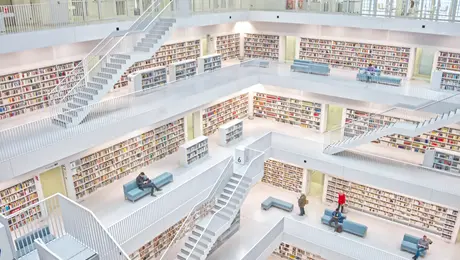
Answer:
[431,70,460,92]
[253,92,322,131]
[70,118,185,200]
[169,59,197,81]
[202,93,249,136]
[128,66,167,92]
[218,119,243,146]
[197,54,222,73]
[262,159,305,193]
[114,39,201,88]
[325,175,460,242]
[273,242,326,260]
[0,178,41,231]
[244,33,280,61]
[179,136,209,167]
[299,38,411,77]
[343,108,460,154]
[129,201,212,260]
[0,60,83,120]
[423,148,460,176]
[216,33,240,61]
[436,51,460,72]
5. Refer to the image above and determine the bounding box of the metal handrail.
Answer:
[158,157,234,259]
[53,0,173,110]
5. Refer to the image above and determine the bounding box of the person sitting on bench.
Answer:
[413,235,433,260]
[328,207,343,232]
[136,172,162,197]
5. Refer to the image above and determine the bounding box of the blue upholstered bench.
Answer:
[261,197,293,212]
[320,209,347,225]
[321,210,367,237]
[356,68,402,86]
[15,226,55,257]
[401,234,427,256]
[291,59,330,76]
[123,172,173,202]
[293,59,329,67]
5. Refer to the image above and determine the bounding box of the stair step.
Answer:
[67,102,83,109]
[57,114,73,123]
[73,96,90,106]
[217,198,239,209]
[150,29,166,35]
[76,92,94,100]
[190,231,212,242]
[141,38,158,44]
[194,225,215,236]
[184,241,207,255]
[146,33,162,40]
[177,251,201,260]
[213,205,234,215]
[188,234,211,245]
[91,76,109,84]
[106,63,122,69]
[110,58,127,64]
[137,42,154,48]
[134,46,151,52]
[223,188,244,199]
[111,54,131,60]
[101,67,118,74]
[87,81,104,90]
[97,72,114,79]
[81,87,99,95]
[62,108,78,117]
[442,113,449,120]
[51,118,69,128]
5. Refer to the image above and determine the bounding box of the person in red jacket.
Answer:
[338,192,346,213]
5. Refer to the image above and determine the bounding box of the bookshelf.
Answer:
[129,201,212,260]
[244,33,280,61]
[0,60,83,120]
[114,39,201,89]
[343,108,460,154]
[179,136,209,167]
[169,59,197,81]
[253,92,323,131]
[436,51,460,72]
[70,118,185,200]
[216,33,240,61]
[218,119,243,146]
[299,38,411,77]
[262,159,305,193]
[431,70,460,92]
[324,175,460,242]
[423,148,460,176]
[273,242,326,260]
[0,178,41,231]
[128,67,167,92]
[202,93,249,136]
[197,54,222,73]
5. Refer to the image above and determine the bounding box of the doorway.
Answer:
[413,47,436,81]
[201,37,208,56]
[39,166,67,198]
[186,113,195,140]
[307,170,324,197]
[186,111,202,140]
[326,105,343,131]
[285,36,296,63]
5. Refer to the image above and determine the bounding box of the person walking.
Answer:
[338,192,346,213]
[136,172,162,197]
[298,194,308,216]
[413,235,432,260]
[328,208,342,232]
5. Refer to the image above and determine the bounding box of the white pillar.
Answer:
[0,222,14,260]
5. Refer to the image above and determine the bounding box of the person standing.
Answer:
[328,208,342,232]
[338,192,346,213]
[136,172,162,197]
[413,235,432,260]
[298,194,308,216]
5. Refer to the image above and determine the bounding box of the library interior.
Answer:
[1,0,460,260]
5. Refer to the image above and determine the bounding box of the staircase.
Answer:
[176,171,253,260]
[50,1,176,128]
[324,108,460,155]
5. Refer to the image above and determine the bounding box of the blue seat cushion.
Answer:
[127,188,147,198]
[261,197,293,211]
[343,220,367,237]
[123,180,138,194]
[261,197,273,209]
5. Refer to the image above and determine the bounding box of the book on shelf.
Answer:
[253,92,322,131]
[70,118,185,200]
[325,175,459,242]
[262,159,304,193]
[202,93,249,136]
[299,37,411,77]
[114,39,201,88]
[244,33,280,61]
[216,33,240,61]
[422,148,460,175]
[0,60,83,120]
[436,51,460,72]
[169,59,197,81]
[218,119,243,146]
[128,66,167,92]
[179,136,209,167]
[431,69,460,92]
[0,178,41,231]
[344,108,460,154]
[273,242,326,260]
[197,54,222,73]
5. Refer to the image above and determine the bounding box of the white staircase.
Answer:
[176,171,253,260]
[51,2,176,128]
[324,108,460,155]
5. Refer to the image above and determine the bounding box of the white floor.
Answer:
[207,182,460,260]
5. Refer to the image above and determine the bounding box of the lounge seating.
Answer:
[356,68,402,86]
[321,210,367,237]
[123,172,173,202]
[401,234,427,256]
[290,59,330,76]
[261,197,293,212]
[15,225,55,257]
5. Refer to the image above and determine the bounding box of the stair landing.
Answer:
[198,214,229,233]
